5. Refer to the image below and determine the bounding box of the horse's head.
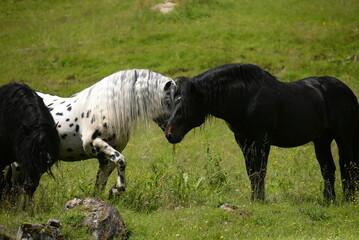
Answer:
[153,80,177,131]
[165,78,206,144]
[20,122,60,196]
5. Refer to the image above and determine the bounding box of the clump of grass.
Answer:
[204,146,228,191]
[299,206,330,221]
[59,209,92,238]
[115,146,232,212]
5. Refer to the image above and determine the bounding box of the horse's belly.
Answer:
[271,126,323,148]
[271,137,312,148]
[59,135,88,161]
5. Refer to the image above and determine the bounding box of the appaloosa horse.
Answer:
[37,69,175,197]
[165,63,359,201]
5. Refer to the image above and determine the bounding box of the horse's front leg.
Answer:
[108,164,127,199]
[235,134,270,201]
[84,138,126,197]
[94,159,116,196]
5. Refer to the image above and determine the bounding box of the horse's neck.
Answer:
[199,83,245,120]
[132,81,165,120]
[78,77,159,129]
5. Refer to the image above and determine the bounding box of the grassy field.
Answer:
[1,0,359,239]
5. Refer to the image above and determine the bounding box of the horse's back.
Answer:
[262,76,358,147]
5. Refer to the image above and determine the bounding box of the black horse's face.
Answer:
[153,81,177,131]
[165,79,206,144]
[21,123,60,193]
[39,126,61,167]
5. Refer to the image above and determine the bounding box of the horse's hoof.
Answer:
[108,187,125,199]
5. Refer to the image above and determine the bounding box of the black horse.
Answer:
[165,63,359,202]
[0,83,60,201]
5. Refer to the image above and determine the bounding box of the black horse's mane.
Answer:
[0,82,60,194]
[177,63,278,113]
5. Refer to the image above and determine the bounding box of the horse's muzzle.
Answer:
[165,132,174,143]
[165,125,182,144]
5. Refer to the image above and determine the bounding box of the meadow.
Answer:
[0,0,359,239]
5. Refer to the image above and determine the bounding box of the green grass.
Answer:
[1,0,359,239]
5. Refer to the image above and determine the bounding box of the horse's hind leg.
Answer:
[313,134,336,202]
[336,138,358,201]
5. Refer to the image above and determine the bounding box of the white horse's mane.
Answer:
[74,69,174,135]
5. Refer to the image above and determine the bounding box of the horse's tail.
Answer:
[319,76,359,165]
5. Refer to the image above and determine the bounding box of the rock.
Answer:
[151,1,177,14]
[64,198,127,240]
[47,219,62,229]
[219,203,252,217]
[16,220,64,240]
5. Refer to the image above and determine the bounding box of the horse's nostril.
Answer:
[166,133,172,140]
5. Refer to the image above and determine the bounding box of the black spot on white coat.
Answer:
[92,129,100,139]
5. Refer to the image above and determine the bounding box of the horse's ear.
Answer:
[174,77,189,88]
[163,81,175,102]
[164,81,173,91]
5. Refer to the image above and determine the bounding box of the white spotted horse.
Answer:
[165,63,359,202]
[37,69,176,198]
[0,83,60,201]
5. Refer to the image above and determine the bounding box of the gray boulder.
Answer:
[16,219,63,240]
[64,198,127,240]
